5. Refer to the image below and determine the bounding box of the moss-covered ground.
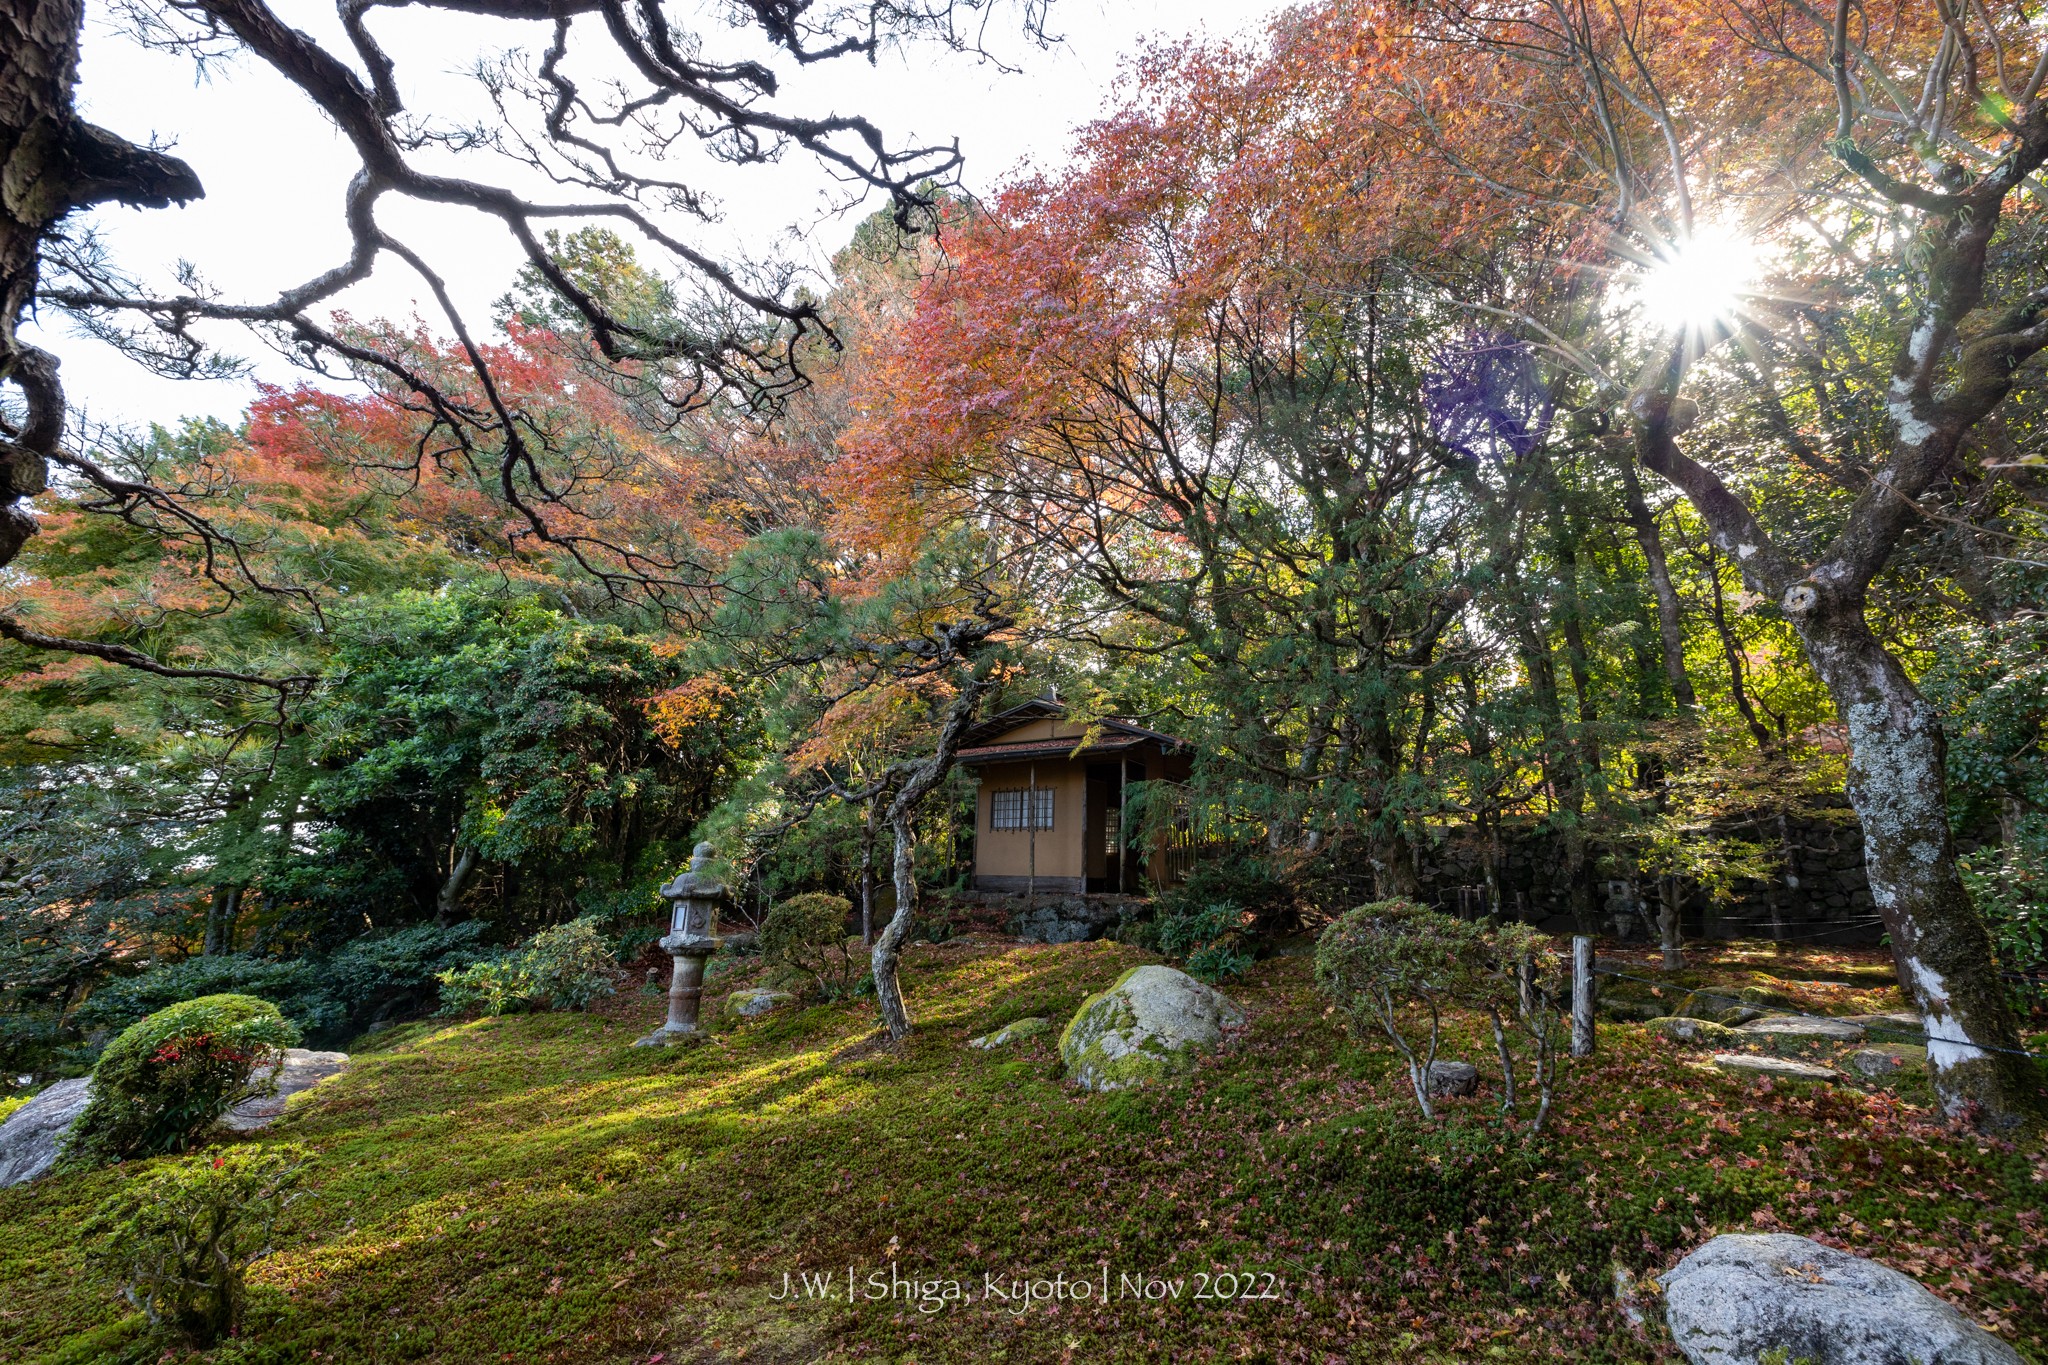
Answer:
[2,939,2044,1364]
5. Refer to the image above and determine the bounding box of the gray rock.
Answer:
[1060,965,1245,1091]
[1663,1232,2021,1365]
[1425,1060,1478,1097]
[1735,1015,1866,1043]
[726,988,794,1018]
[968,1016,1053,1050]
[1846,1044,1928,1082]
[1712,1053,1841,1083]
[0,1079,92,1188]
[222,1049,350,1132]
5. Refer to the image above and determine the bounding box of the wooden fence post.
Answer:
[1571,935,1596,1058]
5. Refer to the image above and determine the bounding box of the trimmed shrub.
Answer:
[436,917,617,1016]
[759,893,861,998]
[61,995,300,1169]
[1315,902,1564,1127]
[81,1143,311,1347]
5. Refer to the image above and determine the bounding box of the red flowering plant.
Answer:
[61,994,300,1169]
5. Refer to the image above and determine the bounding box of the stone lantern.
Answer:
[635,841,724,1046]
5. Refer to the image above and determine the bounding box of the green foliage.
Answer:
[80,1144,311,1347]
[758,893,862,998]
[314,921,496,1030]
[62,995,300,1169]
[74,958,338,1042]
[437,918,618,1016]
[1126,859,1292,982]
[1315,902,1563,1123]
[71,923,496,1050]
[1924,615,2048,827]
[1959,823,2048,1018]
[1154,901,1256,983]
[290,588,715,942]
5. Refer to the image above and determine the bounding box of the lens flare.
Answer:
[1635,224,1758,333]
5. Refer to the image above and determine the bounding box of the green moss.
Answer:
[0,941,2040,1364]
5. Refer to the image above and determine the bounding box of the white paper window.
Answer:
[990,788,1055,831]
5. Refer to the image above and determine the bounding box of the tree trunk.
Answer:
[858,796,877,946]
[866,658,997,1041]
[1613,450,1697,711]
[203,884,244,956]
[1,0,201,568]
[1793,606,2043,1126]
[1658,876,1683,971]
[436,845,478,926]
[872,810,918,1040]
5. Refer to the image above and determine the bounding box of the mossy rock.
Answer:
[1644,1016,1738,1047]
[969,1016,1053,1049]
[1059,965,1245,1092]
[1846,1044,1928,1085]
[1677,986,1796,1025]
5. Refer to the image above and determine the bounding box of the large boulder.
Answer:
[0,1048,351,1188]
[725,988,794,1018]
[1060,965,1245,1091]
[1662,1233,2022,1365]
[222,1049,350,1132]
[0,1079,92,1188]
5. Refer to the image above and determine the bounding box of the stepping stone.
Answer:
[1844,1012,1925,1039]
[1734,1015,1865,1043]
[1845,1044,1927,1083]
[1712,1053,1841,1083]
[968,1016,1052,1049]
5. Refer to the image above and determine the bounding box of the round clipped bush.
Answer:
[759,893,860,998]
[61,994,300,1169]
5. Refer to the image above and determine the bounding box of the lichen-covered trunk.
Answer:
[871,812,917,1040]
[1798,608,2044,1127]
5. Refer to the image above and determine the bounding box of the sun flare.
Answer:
[1635,224,1760,333]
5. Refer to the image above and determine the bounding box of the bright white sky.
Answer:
[37,0,1289,432]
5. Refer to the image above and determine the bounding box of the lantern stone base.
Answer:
[633,933,720,1047]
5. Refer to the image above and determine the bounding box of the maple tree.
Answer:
[849,0,2048,1125]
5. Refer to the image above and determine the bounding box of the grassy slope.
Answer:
[2,940,2044,1365]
